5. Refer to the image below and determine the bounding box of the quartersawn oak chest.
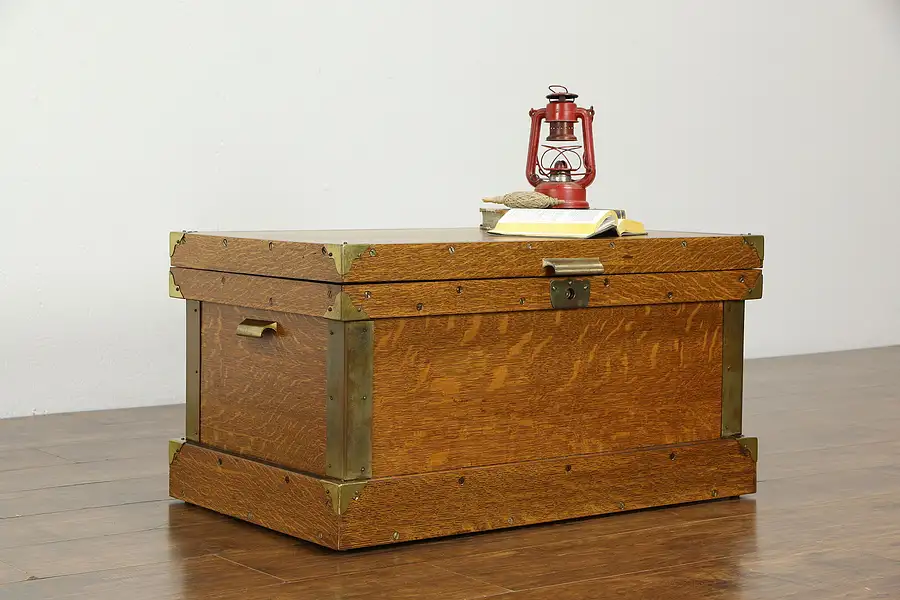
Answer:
[167,228,763,550]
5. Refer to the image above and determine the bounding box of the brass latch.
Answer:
[542,258,604,276]
[236,319,278,338]
[549,279,591,309]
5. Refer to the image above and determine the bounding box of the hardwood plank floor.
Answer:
[0,345,897,599]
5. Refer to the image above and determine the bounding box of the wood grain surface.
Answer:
[172,229,763,283]
[172,268,759,319]
[169,443,338,547]
[171,268,339,316]
[371,302,723,476]
[341,438,756,549]
[200,303,329,474]
[347,270,760,318]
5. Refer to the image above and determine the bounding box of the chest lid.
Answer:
[170,228,763,284]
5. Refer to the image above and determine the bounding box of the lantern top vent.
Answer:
[546,85,578,103]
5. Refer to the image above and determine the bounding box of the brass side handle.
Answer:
[236,319,278,338]
[542,258,605,276]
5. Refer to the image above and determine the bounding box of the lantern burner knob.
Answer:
[549,159,574,182]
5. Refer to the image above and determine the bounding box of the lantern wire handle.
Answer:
[548,85,569,95]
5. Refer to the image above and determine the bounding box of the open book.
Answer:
[488,208,646,239]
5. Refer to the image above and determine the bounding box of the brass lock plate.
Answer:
[549,279,590,309]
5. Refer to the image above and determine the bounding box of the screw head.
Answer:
[392,531,400,541]
[519,297,525,305]
[457,286,463,294]
[369,248,376,257]
[681,240,687,248]
[617,502,626,510]
[669,452,676,460]
[711,489,719,498]
[448,246,455,254]
[507,517,514,524]
[609,242,616,248]
[739,275,745,283]
[222,238,228,247]
[364,291,372,299]
[416,303,424,311]
[268,241,274,250]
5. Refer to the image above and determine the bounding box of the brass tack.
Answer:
[392,531,400,541]
[526,243,533,250]
[457,286,463,294]
[669,452,676,460]
[222,238,228,247]
[458,476,465,486]
[364,291,372,299]
[321,247,327,255]
[448,246,455,254]
[268,241,274,250]
[369,248,376,256]
[711,489,719,498]
[667,291,674,299]
[507,517,514,524]
[604,278,610,287]
[617,502,626,510]
[360,466,366,473]
[681,241,687,248]
[318,533,324,539]
[519,297,525,305]
[353,491,361,501]
[609,242,615,248]
[416,303,424,311]
[739,275,745,283]
[583,284,588,290]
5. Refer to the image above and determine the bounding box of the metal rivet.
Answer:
[327,306,333,312]
[268,241,274,250]
[448,246,455,254]
[353,491,361,501]
[669,452,676,460]
[711,489,719,498]
[458,476,465,486]
[551,284,557,290]
[667,292,674,299]
[617,502,625,510]
[583,284,588,290]
[457,286,463,294]
[364,291,372,299]
[360,466,366,473]
[361,395,367,401]
[739,275,745,283]
[681,241,687,248]
[222,238,228,247]
[392,531,400,541]
[369,248,376,257]
[416,303,424,311]
[609,242,615,248]
[519,297,525,305]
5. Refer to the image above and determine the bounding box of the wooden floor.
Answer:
[0,347,898,599]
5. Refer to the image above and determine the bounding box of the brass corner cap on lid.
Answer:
[742,234,764,264]
[324,243,375,277]
[170,231,186,258]
[169,271,184,299]
[169,438,186,465]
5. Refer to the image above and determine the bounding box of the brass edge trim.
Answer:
[745,272,763,300]
[737,436,758,462]
[320,480,367,515]
[721,301,745,437]
[742,234,764,264]
[324,291,370,321]
[170,231,186,258]
[323,243,372,276]
[168,438,186,465]
[185,300,201,442]
[345,321,373,480]
[325,322,347,479]
[169,270,184,299]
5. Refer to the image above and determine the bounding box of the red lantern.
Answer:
[525,85,596,209]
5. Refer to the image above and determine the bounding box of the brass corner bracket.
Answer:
[170,231,186,258]
[320,480,367,515]
[737,436,758,462]
[324,243,374,277]
[324,291,370,321]
[745,272,763,300]
[169,438,186,465]
[169,271,184,299]
[742,235,764,264]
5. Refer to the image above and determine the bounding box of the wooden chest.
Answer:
[167,228,763,550]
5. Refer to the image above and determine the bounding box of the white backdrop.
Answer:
[1,1,899,417]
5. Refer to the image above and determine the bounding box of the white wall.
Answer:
[1,1,899,418]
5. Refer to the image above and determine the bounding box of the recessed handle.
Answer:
[236,319,278,338]
[542,258,605,276]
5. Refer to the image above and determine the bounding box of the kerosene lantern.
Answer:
[525,85,596,209]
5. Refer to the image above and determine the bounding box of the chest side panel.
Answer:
[200,303,328,474]
[371,302,723,476]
